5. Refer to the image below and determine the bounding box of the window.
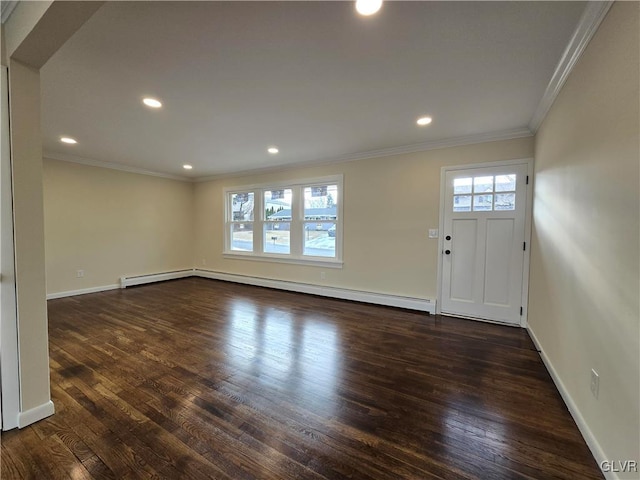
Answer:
[453,174,516,212]
[229,192,254,251]
[224,175,343,266]
[303,184,338,258]
[264,188,292,254]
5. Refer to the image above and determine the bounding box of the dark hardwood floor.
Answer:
[1,278,602,479]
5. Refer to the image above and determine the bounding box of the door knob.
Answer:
[445,249,451,255]
[446,235,451,241]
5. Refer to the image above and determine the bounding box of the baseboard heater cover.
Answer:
[52,269,435,313]
[47,284,120,300]
[120,269,195,288]
[194,269,435,314]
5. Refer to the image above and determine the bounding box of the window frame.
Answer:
[452,173,517,213]
[227,191,256,253]
[223,175,343,267]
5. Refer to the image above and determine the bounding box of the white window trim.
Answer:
[223,174,344,267]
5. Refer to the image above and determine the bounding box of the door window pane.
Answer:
[231,223,253,251]
[303,222,336,257]
[473,194,493,211]
[453,173,519,212]
[453,195,472,212]
[473,176,494,193]
[495,193,516,211]
[495,174,516,192]
[453,178,472,194]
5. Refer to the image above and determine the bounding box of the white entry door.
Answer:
[440,163,528,325]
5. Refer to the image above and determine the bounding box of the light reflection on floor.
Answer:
[225,298,342,412]
[440,392,509,463]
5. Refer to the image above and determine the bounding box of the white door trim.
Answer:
[436,157,534,327]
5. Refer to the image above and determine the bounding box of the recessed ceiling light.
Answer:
[267,147,279,154]
[143,97,162,108]
[417,116,433,126]
[183,164,193,170]
[356,0,383,16]
[60,137,77,144]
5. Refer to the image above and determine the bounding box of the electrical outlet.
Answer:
[76,269,84,278]
[320,271,326,280]
[201,258,206,266]
[428,228,439,239]
[590,369,599,399]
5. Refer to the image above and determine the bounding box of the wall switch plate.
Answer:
[590,369,599,399]
[428,229,439,239]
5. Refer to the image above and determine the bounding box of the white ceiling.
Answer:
[40,1,588,179]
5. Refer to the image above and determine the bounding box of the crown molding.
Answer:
[43,151,193,182]
[195,127,533,183]
[45,127,532,184]
[529,1,614,133]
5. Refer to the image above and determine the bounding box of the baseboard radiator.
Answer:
[51,268,435,314]
[194,269,435,314]
[120,269,195,288]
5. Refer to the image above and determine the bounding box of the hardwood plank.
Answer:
[1,430,50,479]
[1,278,603,479]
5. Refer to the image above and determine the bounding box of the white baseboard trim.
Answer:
[47,269,196,299]
[47,269,436,314]
[528,327,611,479]
[120,269,195,288]
[194,269,435,314]
[47,284,120,300]
[17,400,55,428]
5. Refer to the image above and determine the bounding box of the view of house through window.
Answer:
[303,185,337,257]
[230,192,254,251]
[225,176,342,264]
[264,188,292,254]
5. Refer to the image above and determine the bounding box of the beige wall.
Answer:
[529,2,639,475]
[9,60,51,414]
[2,1,52,59]
[4,1,102,68]
[1,27,7,66]
[2,0,102,428]
[194,137,533,300]
[43,160,195,295]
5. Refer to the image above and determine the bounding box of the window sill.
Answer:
[223,252,343,268]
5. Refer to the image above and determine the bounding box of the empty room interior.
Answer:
[1,1,638,479]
